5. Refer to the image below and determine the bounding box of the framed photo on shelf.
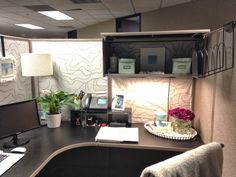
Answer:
[112,93,125,111]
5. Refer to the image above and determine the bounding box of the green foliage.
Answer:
[36,90,76,114]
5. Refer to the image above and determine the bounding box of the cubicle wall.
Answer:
[0,37,193,122]
[31,39,192,122]
[31,39,107,120]
[112,77,193,123]
[0,37,31,105]
[31,39,107,97]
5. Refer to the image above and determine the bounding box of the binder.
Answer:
[95,127,139,143]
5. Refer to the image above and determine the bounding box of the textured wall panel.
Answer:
[0,38,31,105]
[213,68,236,177]
[31,40,107,120]
[169,78,193,109]
[112,77,193,123]
[31,40,193,122]
[31,40,107,96]
[194,76,215,143]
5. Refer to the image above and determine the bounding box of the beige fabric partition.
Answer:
[0,37,31,105]
[112,77,193,123]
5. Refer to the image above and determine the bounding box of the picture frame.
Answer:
[0,56,17,83]
[112,93,125,111]
[140,47,165,73]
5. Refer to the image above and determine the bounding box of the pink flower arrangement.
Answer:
[168,107,195,121]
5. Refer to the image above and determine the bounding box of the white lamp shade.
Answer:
[20,53,53,76]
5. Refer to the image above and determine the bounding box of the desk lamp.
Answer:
[20,53,53,98]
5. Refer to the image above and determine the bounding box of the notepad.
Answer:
[95,127,139,143]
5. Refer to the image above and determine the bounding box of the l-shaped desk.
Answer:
[1,122,203,177]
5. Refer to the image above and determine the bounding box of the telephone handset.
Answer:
[84,93,92,109]
[83,93,108,110]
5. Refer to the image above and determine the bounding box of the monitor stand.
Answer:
[3,133,30,148]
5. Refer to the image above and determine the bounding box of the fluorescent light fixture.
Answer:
[15,24,44,29]
[38,11,74,20]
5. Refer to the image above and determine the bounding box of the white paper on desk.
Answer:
[95,127,139,143]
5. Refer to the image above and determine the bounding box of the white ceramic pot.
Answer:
[46,113,61,128]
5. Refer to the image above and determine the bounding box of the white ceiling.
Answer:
[0,0,193,38]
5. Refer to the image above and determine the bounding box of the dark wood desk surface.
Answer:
[0,122,203,177]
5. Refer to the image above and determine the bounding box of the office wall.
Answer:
[194,27,236,177]
[213,69,236,177]
[76,0,236,38]
[194,64,236,177]
[78,20,115,38]
[30,40,193,122]
[142,0,236,31]
[0,37,31,105]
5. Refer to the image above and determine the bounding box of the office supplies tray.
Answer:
[144,121,197,140]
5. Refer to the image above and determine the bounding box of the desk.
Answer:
[0,122,203,177]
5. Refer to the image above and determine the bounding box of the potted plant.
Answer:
[36,90,76,128]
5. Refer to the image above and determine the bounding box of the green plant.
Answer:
[36,90,76,114]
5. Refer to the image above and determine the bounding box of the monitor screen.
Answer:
[0,99,41,139]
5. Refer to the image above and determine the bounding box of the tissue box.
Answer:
[118,58,135,74]
[172,58,192,74]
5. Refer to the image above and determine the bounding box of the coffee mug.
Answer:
[154,111,167,127]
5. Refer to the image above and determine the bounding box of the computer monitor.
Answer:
[0,99,41,148]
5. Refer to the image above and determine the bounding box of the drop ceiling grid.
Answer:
[0,0,195,37]
[132,0,162,13]
[7,0,43,6]
[0,0,15,6]
[101,0,134,10]
[71,3,106,10]
[161,0,192,8]
[44,1,84,11]
[109,9,134,18]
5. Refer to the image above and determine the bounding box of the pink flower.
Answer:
[168,107,195,121]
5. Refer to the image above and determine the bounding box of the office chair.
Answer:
[140,142,224,177]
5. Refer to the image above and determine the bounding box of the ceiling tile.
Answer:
[102,0,133,10]
[0,6,32,12]
[7,0,43,6]
[47,2,82,10]
[0,0,16,6]
[74,3,106,10]
[111,9,134,18]
[0,0,196,37]
[161,0,192,8]
[65,10,92,18]
[86,9,111,15]
[132,0,161,13]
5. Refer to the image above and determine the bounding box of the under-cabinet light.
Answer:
[15,24,44,29]
[38,11,74,20]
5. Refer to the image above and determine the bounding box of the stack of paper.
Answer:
[95,127,139,143]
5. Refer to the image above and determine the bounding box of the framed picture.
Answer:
[0,56,17,83]
[112,93,125,111]
[140,47,165,73]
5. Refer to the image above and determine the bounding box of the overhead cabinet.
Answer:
[102,21,235,78]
